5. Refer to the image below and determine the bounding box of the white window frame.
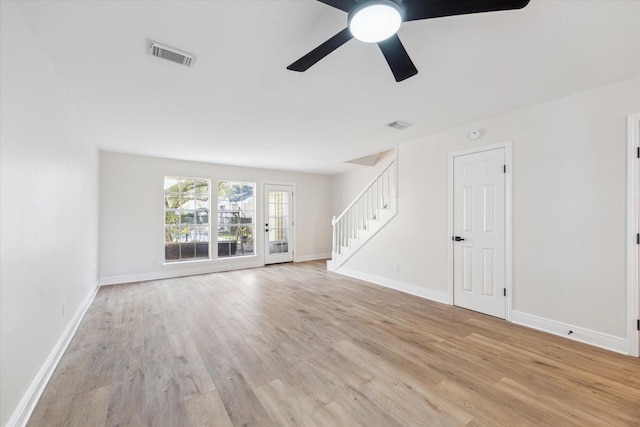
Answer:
[216,180,256,259]
[164,176,211,263]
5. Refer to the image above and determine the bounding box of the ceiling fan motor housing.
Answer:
[348,0,403,43]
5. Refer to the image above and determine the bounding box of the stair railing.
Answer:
[332,159,396,256]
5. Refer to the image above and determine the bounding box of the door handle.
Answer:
[453,236,465,241]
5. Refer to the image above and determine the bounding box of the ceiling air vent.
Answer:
[387,121,412,130]
[148,40,195,67]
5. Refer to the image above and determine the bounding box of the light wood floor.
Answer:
[28,261,640,426]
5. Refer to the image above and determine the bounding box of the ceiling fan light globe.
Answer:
[348,2,402,43]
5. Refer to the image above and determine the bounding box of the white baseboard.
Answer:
[6,286,99,427]
[100,253,331,286]
[294,253,331,263]
[336,268,449,305]
[99,258,264,286]
[511,311,628,355]
[333,268,628,355]
[100,271,171,286]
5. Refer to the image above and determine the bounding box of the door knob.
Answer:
[453,236,465,241]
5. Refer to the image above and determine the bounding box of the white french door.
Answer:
[452,146,507,318]
[264,184,294,264]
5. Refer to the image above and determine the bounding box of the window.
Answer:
[217,180,255,258]
[164,176,210,262]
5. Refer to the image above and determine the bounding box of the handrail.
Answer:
[332,158,396,257]
[333,159,396,225]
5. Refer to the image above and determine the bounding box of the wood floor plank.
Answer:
[143,351,187,426]
[254,379,319,427]
[332,339,474,424]
[434,380,537,427]
[363,378,468,427]
[168,331,216,399]
[105,362,146,427]
[63,385,111,427]
[189,326,275,427]
[266,358,336,414]
[116,296,144,351]
[310,401,357,427]
[26,392,74,427]
[26,260,640,426]
[493,376,612,426]
[212,325,278,388]
[184,390,234,427]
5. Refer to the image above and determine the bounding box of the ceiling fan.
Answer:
[287,0,531,82]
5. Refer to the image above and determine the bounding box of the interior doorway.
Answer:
[449,142,512,319]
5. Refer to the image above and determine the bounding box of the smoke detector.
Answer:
[148,40,195,67]
[469,129,482,140]
[387,120,412,130]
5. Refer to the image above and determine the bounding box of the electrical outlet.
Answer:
[394,263,400,272]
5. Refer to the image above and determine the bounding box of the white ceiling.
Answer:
[15,0,640,174]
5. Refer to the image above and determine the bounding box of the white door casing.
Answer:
[264,184,294,265]
[626,113,640,357]
[450,143,511,319]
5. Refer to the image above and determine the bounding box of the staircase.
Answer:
[327,159,397,271]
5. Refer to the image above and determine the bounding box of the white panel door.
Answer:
[264,184,294,264]
[453,147,506,318]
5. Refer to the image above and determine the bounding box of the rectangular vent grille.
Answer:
[149,41,195,67]
[387,121,411,130]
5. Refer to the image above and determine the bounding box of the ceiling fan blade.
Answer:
[403,0,530,22]
[377,35,418,82]
[316,0,358,13]
[287,28,354,72]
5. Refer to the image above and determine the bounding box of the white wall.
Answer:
[336,76,640,341]
[0,2,99,425]
[99,152,332,284]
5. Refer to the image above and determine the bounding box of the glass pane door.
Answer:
[264,184,293,264]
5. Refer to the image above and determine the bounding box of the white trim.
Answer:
[512,311,628,355]
[101,251,331,286]
[504,143,513,321]
[447,149,454,306]
[626,113,640,357]
[336,268,449,304]
[163,175,213,261]
[263,182,296,265]
[6,286,99,427]
[447,141,513,320]
[394,144,400,207]
[99,258,263,286]
[295,253,331,262]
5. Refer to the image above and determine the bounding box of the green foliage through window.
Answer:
[164,176,210,262]
[217,180,255,257]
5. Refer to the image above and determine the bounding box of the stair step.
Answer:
[330,198,396,270]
